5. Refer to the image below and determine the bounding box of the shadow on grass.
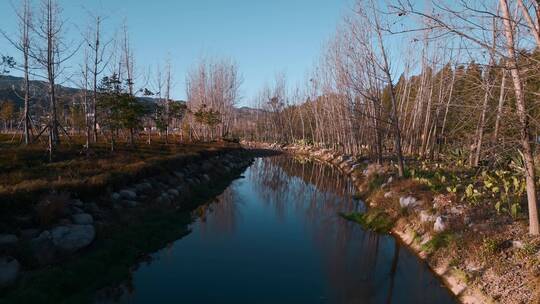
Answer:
[0,167,248,304]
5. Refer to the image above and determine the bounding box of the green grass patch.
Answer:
[420,232,455,254]
[341,208,394,233]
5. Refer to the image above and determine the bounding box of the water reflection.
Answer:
[108,156,455,304]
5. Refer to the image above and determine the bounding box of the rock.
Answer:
[71,206,84,214]
[0,234,18,251]
[384,191,394,199]
[71,199,84,207]
[465,262,482,273]
[434,216,447,232]
[51,225,95,254]
[134,182,152,193]
[111,192,121,200]
[0,256,20,287]
[29,231,57,265]
[72,213,93,225]
[450,206,464,215]
[512,240,525,249]
[419,211,435,223]
[19,229,40,240]
[119,189,137,200]
[363,164,382,177]
[173,171,184,179]
[156,195,171,205]
[399,196,418,209]
[84,202,101,214]
[167,189,179,197]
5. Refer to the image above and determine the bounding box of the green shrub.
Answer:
[421,232,454,254]
[341,208,394,233]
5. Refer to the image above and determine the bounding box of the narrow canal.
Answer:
[109,156,456,304]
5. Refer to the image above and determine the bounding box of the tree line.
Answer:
[240,0,540,235]
[0,0,239,153]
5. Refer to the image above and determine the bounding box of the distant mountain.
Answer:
[0,75,166,110]
[0,75,266,128]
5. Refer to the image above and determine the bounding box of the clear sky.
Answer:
[0,0,351,106]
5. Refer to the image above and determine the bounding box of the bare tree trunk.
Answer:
[372,2,405,176]
[92,16,102,143]
[22,0,31,145]
[500,0,539,235]
[165,59,172,144]
[473,85,490,167]
[493,70,507,141]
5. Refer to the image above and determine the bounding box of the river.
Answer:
[106,155,456,304]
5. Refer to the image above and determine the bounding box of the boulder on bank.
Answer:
[419,210,436,223]
[399,196,418,209]
[50,225,95,254]
[167,189,179,197]
[434,216,447,232]
[0,256,20,287]
[173,171,184,179]
[134,182,152,193]
[71,199,84,207]
[72,213,94,225]
[29,231,57,265]
[156,193,171,205]
[119,189,137,200]
[363,164,383,177]
[71,206,84,214]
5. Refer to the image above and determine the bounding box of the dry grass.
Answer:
[0,133,241,216]
[35,192,70,225]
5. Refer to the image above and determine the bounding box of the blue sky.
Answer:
[0,0,351,106]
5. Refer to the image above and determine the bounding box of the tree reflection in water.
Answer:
[109,156,455,304]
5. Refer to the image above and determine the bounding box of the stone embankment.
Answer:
[0,148,254,289]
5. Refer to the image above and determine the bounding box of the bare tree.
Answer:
[500,0,539,235]
[32,0,78,146]
[186,58,240,141]
[367,0,406,176]
[1,0,33,144]
[85,14,110,143]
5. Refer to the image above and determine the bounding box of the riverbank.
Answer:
[0,141,262,303]
[243,142,540,304]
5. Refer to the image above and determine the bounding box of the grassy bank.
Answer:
[0,134,241,225]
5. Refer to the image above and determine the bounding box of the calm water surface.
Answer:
[112,156,456,304]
